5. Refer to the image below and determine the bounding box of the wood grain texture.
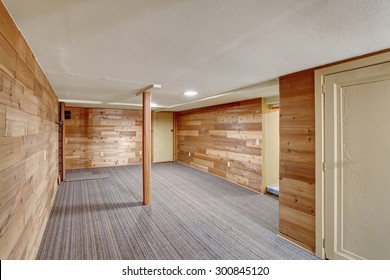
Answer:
[0,32,16,77]
[64,107,142,169]
[0,0,59,259]
[173,112,178,161]
[142,91,151,205]
[175,98,262,192]
[279,70,316,252]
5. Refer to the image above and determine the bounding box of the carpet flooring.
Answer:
[64,172,110,182]
[37,163,318,260]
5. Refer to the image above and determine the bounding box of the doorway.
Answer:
[262,97,280,195]
[153,112,174,163]
[316,52,390,259]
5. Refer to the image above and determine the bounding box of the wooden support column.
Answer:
[173,112,178,161]
[142,91,152,205]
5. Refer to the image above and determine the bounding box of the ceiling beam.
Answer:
[136,84,161,96]
[155,79,279,112]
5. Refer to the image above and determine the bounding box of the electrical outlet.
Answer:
[227,162,231,168]
[43,149,47,160]
[188,152,191,156]
[256,139,260,145]
[100,152,104,157]
[140,151,142,155]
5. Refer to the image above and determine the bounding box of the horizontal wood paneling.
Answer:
[64,107,143,169]
[175,99,262,192]
[0,0,58,260]
[279,70,316,252]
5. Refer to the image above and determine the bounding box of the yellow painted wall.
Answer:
[261,100,279,193]
[154,112,174,163]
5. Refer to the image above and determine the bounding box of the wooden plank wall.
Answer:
[64,107,142,169]
[175,99,262,192]
[0,1,59,259]
[279,70,316,252]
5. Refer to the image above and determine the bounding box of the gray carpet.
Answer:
[64,172,110,182]
[37,163,318,260]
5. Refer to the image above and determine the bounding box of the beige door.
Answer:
[153,112,173,163]
[324,61,390,259]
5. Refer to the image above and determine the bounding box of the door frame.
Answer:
[314,51,390,259]
[153,111,174,163]
[59,102,66,181]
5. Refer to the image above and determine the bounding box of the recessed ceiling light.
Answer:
[184,91,198,96]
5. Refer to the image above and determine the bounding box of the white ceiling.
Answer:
[3,0,390,111]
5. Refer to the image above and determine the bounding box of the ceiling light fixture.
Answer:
[59,99,103,104]
[184,90,198,96]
